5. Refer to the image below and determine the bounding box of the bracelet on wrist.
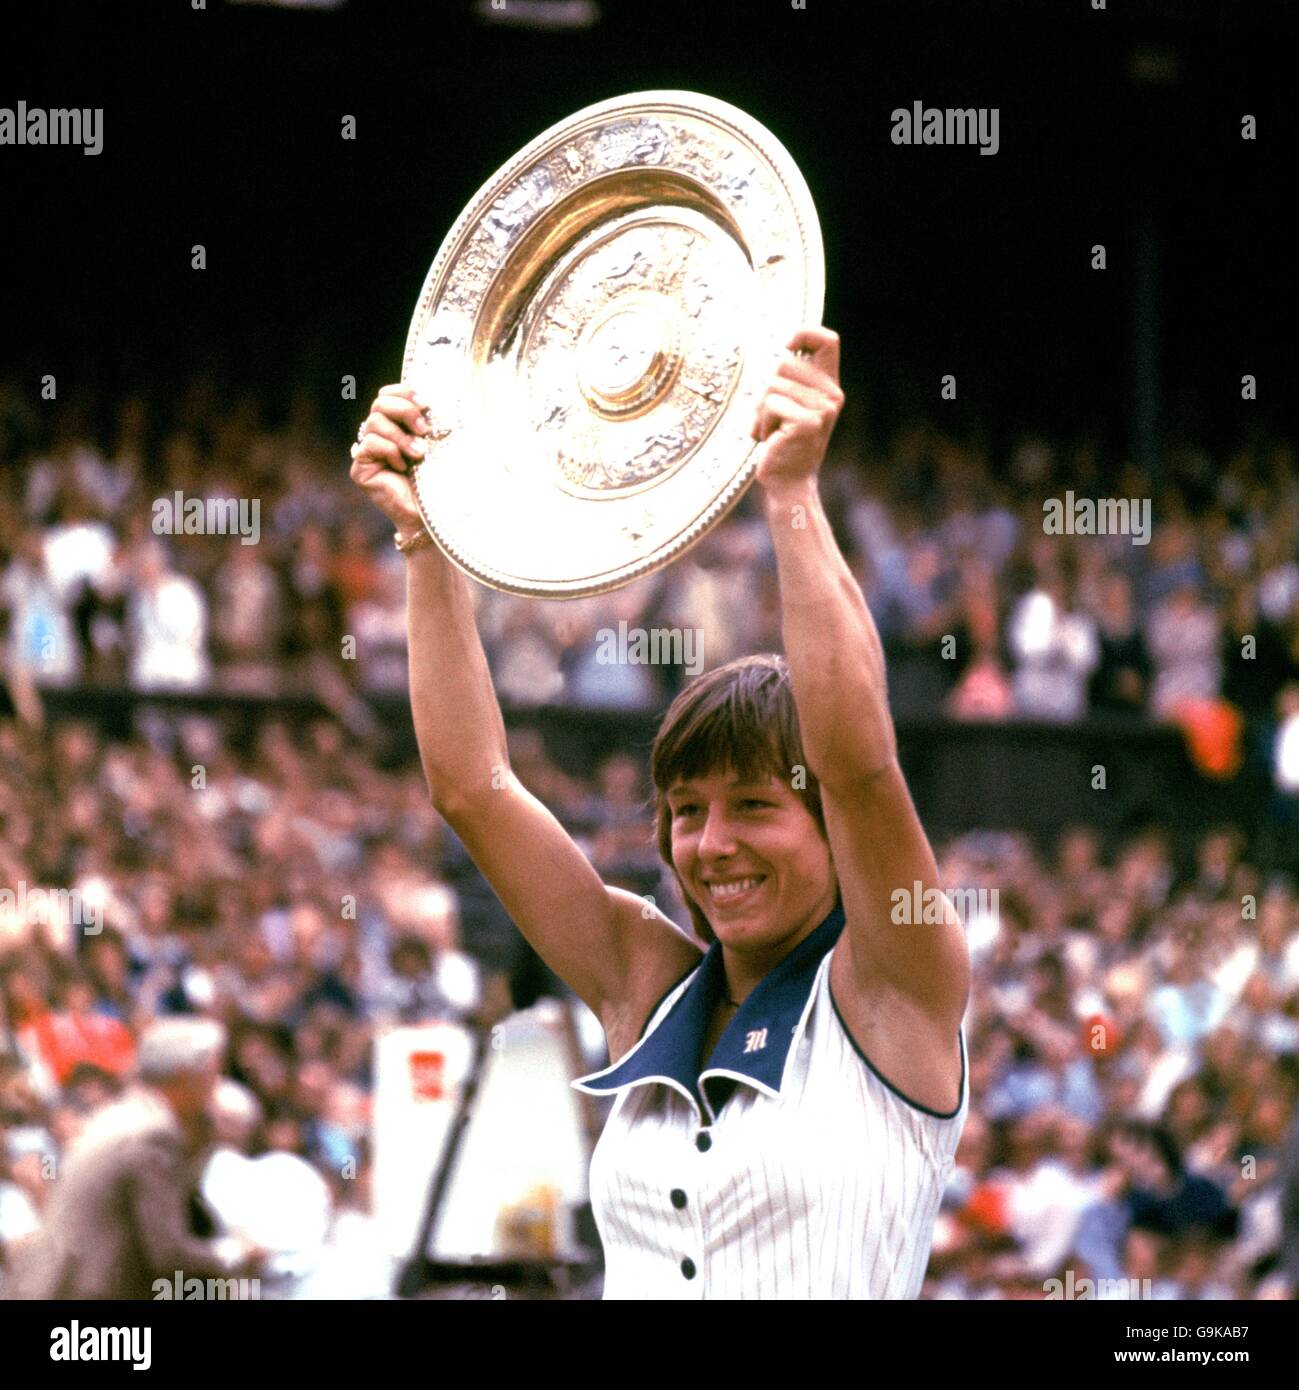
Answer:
[394,525,434,555]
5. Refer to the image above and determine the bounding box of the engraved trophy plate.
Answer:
[402,90,823,598]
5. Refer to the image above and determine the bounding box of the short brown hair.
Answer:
[650,653,825,945]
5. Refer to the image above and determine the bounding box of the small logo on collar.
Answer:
[569,899,847,1113]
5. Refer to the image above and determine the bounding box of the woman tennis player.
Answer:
[350,326,970,1299]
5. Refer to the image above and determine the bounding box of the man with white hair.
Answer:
[4,1017,262,1299]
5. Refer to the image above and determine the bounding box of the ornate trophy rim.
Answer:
[402,90,824,599]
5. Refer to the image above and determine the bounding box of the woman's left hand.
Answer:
[750,326,844,493]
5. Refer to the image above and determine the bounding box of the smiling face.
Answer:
[666,765,836,953]
[650,653,834,947]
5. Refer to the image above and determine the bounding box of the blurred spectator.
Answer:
[1007,573,1098,721]
[1273,682,1299,795]
[1087,571,1151,716]
[2,533,81,686]
[1071,1122,1235,1289]
[126,541,211,691]
[563,586,665,710]
[0,1127,43,1275]
[211,543,285,694]
[364,934,480,1025]
[346,554,408,695]
[1222,586,1294,722]
[1146,582,1222,719]
[15,975,136,1094]
[662,525,766,676]
[1256,525,1299,628]
[482,596,566,706]
[948,635,1014,720]
[3,1017,261,1299]
[589,751,658,877]
[947,558,1014,719]
[1279,1109,1299,1293]
[283,524,345,683]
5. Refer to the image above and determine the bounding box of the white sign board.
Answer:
[372,1002,591,1261]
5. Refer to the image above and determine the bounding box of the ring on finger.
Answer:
[356,420,368,444]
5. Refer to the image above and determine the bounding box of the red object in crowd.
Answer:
[1083,1012,1120,1056]
[331,550,382,608]
[961,1181,1011,1235]
[1169,697,1244,780]
[19,1008,136,1085]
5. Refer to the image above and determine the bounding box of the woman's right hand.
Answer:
[349,383,432,534]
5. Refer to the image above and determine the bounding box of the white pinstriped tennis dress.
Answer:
[572,900,968,1299]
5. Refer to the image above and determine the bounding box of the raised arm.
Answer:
[751,332,970,1038]
[349,386,699,1028]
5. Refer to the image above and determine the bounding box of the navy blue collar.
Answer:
[573,898,846,1125]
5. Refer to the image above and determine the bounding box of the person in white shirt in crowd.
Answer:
[125,539,212,691]
[41,484,118,623]
[1144,580,1223,719]
[0,532,81,686]
[1273,682,1299,796]
[1007,568,1099,721]
[1002,1110,1108,1282]
[0,1128,45,1288]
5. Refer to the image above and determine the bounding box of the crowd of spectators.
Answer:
[928,823,1299,1298]
[3,384,1297,743]
[0,711,1297,1298]
[2,378,1298,1298]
